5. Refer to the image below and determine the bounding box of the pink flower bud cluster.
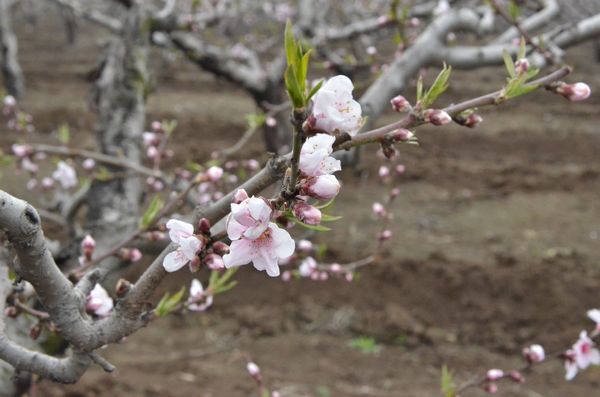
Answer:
[3,96,34,132]
[298,134,341,202]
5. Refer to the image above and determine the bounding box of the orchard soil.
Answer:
[2,17,600,397]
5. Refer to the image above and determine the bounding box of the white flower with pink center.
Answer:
[163,219,202,272]
[86,284,114,318]
[565,331,600,380]
[311,75,362,136]
[52,161,78,189]
[227,196,273,240]
[223,223,295,277]
[187,279,213,312]
[299,134,341,177]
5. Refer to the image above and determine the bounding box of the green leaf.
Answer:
[441,365,456,397]
[421,64,452,108]
[58,123,70,144]
[139,195,164,229]
[162,119,178,136]
[284,20,298,70]
[295,220,331,232]
[285,65,305,108]
[320,214,342,222]
[348,337,381,354]
[155,286,186,317]
[502,49,515,78]
[508,0,520,20]
[416,75,424,102]
[299,49,312,94]
[517,36,526,60]
[307,80,324,101]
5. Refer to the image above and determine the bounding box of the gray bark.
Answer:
[0,0,24,99]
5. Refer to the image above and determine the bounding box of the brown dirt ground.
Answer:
[1,13,600,397]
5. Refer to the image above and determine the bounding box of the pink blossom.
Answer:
[244,159,260,171]
[233,188,250,204]
[187,279,213,312]
[299,133,341,176]
[293,202,322,225]
[565,331,600,380]
[147,145,159,159]
[366,46,377,55]
[301,175,340,200]
[558,82,591,102]
[11,144,30,158]
[265,116,277,127]
[311,75,363,136]
[151,120,163,132]
[223,223,295,277]
[163,219,202,272]
[40,177,54,189]
[206,166,224,182]
[372,202,386,217]
[21,158,38,174]
[298,239,313,253]
[227,196,273,240]
[3,95,16,108]
[281,271,292,281]
[81,234,96,260]
[52,161,78,189]
[587,309,600,332]
[378,165,390,179]
[379,229,393,240]
[127,248,142,263]
[247,362,261,378]
[86,284,113,318]
[433,0,450,16]
[142,132,159,147]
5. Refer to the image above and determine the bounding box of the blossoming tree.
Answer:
[0,0,599,396]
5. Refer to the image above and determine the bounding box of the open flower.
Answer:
[223,223,295,277]
[299,133,341,176]
[311,75,362,136]
[52,161,78,189]
[227,196,272,240]
[163,219,202,272]
[565,331,600,380]
[187,279,213,312]
[86,284,114,318]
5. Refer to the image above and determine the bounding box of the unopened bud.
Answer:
[484,383,498,394]
[204,253,225,270]
[381,144,398,160]
[390,128,414,142]
[486,369,504,381]
[379,229,392,241]
[372,202,386,217]
[514,58,529,75]
[390,95,411,112]
[464,114,483,128]
[508,370,524,383]
[151,120,163,133]
[81,234,96,260]
[523,344,545,363]
[293,203,322,225]
[115,278,132,297]
[557,82,591,102]
[246,362,261,380]
[423,109,452,126]
[390,187,401,200]
[29,323,42,340]
[298,239,313,253]
[301,175,340,200]
[188,256,201,273]
[198,218,212,235]
[378,165,390,179]
[211,241,230,256]
[82,158,96,171]
[206,166,224,182]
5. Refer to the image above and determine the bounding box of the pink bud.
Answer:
[395,164,406,175]
[345,272,354,282]
[319,271,329,281]
[558,82,591,101]
[206,166,224,182]
[281,271,291,282]
[245,159,260,171]
[303,175,340,200]
[390,128,413,141]
[378,165,390,179]
[424,109,452,125]
[233,188,249,204]
[390,187,401,199]
[366,46,377,55]
[508,370,524,383]
[146,146,159,159]
[484,383,498,394]
[212,241,230,256]
[265,116,277,127]
[26,179,37,191]
[464,114,483,128]
[12,144,31,158]
[293,203,322,225]
[204,253,225,270]
[198,218,211,235]
[41,177,54,190]
[271,391,281,397]
[372,202,386,217]
[4,95,16,108]
[247,362,261,378]
[330,263,342,273]
[298,239,313,253]
[486,369,504,381]
[128,248,142,263]
[523,344,545,363]
[151,120,163,133]
[81,235,96,260]
[379,229,392,241]
[82,158,96,170]
[390,95,410,112]
[514,58,529,75]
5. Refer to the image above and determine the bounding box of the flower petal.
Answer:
[223,239,254,268]
[163,250,188,272]
[166,219,194,244]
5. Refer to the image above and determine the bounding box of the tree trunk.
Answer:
[0,0,24,99]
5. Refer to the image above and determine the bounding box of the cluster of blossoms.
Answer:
[3,95,34,133]
[85,284,114,318]
[195,159,259,205]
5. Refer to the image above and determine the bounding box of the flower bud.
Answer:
[81,234,96,260]
[389,128,414,142]
[198,218,211,235]
[464,114,483,128]
[514,58,529,75]
[378,165,390,179]
[330,263,342,273]
[265,116,277,127]
[4,95,16,108]
[115,278,132,297]
[557,82,591,102]
[206,166,224,182]
[246,362,261,380]
[188,256,201,272]
[281,271,291,282]
[204,253,225,270]
[302,175,340,200]
[379,229,392,241]
[29,323,42,340]
[390,187,401,200]
[486,369,504,381]
[372,202,386,217]
[390,95,411,112]
[508,370,524,383]
[211,241,230,256]
[523,344,545,363]
[11,144,31,158]
[233,188,249,204]
[424,109,452,125]
[151,120,163,133]
[293,203,322,225]
[484,383,498,394]
[298,239,313,253]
